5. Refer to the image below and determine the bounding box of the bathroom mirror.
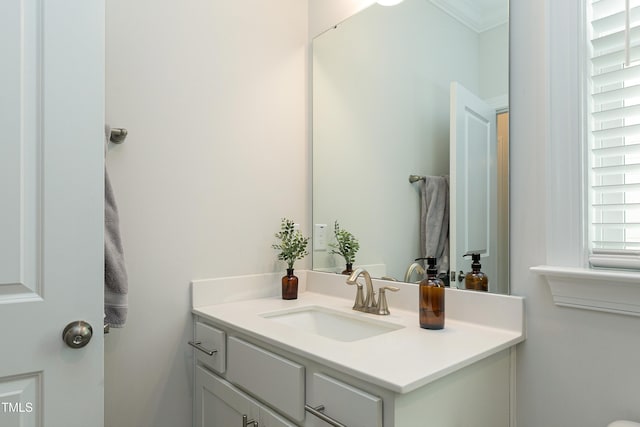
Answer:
[312,0,509,294]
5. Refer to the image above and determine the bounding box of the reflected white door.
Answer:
[0,0,104,426]
[449,82,498,292]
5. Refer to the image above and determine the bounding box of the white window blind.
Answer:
[589,0,640,269]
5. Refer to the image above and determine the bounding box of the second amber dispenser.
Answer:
[419,257,445,330]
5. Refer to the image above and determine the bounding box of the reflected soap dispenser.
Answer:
[463,253,488,292]
[419,257,445,330]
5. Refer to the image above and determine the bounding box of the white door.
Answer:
[449,82,498,292]
[0,0,104,426]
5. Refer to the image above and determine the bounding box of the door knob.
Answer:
[62,321,93,349]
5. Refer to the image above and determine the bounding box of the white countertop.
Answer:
[193,283,524,394]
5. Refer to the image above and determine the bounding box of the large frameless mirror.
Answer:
[312,0,509,294]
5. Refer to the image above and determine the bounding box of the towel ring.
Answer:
[110,128,128,144]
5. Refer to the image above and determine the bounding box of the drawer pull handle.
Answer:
[305,404,347,427]
[242,415,258,427]
[188,340,217,356]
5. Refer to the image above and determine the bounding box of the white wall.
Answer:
[104,1,308,426]
[511,0,640,426]
[103,0,640,426]
[308,0,375,39]
[479,22,509,102]
[312,0,480,280]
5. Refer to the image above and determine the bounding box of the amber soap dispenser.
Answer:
[463,252,488,292]
[419,257,445,330]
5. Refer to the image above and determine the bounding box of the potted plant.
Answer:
[272,218,310,299]
[329,221,360,275]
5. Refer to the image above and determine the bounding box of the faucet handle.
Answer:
[346,280,366,310]
[376,286,400,315]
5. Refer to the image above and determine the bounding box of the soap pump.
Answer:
[463,252,488,292]
[419,257,445,330]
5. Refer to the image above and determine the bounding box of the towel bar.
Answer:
[110,128,128,144]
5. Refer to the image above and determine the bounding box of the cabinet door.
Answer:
[195,366,258,427]
[260,405,298,427]
[195,366,297,427]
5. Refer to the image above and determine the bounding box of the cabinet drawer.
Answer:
[194,321,226,374]
[308,373,382,427]
[227,336,305,422]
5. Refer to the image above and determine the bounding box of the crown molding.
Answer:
[430,0,508,33]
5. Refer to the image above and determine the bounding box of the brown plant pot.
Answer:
[341,263,354,275]
[282,268,298,300]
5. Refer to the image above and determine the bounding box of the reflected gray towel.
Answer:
[104,126,128,327]
[419,176,449,274]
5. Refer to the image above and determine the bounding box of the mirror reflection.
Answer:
[312,0,509,294]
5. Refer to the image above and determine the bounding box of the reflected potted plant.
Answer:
[329,221,360,275]
[272,218,310,299]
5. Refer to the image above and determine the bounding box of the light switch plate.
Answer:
[314,224,327,251]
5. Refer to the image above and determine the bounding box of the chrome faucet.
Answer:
[346,268,399,315]
[404,262,426,283]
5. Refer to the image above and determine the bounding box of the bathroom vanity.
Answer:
[191,271,524,427]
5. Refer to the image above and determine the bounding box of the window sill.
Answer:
[531,265,640,317]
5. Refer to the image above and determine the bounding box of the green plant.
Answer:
[329,221,359,265]
[272,218,310,270]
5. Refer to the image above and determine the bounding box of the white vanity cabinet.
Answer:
[192,317,386,427]
[192,316,512,427]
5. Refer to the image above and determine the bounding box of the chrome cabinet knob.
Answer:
[62,321,93,349]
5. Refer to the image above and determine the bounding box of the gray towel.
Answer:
[104,126,128,327]
[419,176,449,274]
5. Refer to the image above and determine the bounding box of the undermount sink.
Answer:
[260,305,404,342]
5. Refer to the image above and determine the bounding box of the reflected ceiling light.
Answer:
[377,0,404,5]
